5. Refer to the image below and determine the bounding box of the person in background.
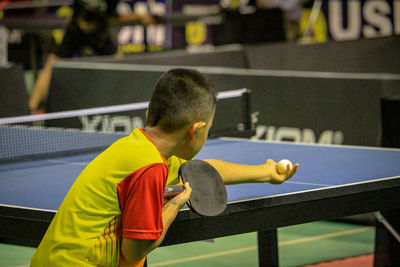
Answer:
[29,0,154,112]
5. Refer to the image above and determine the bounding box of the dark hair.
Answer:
[147,68,218,132]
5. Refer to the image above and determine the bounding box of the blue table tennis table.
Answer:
[1,137,400,266]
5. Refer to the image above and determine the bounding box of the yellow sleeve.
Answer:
[166,156,187,185]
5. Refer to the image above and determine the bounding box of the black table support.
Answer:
[258,229,279,267]
[374,208,400,267]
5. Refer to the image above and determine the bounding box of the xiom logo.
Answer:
[252,126,344,145]
[80,115,144,134]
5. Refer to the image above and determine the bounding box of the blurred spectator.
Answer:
[29,0,154,112]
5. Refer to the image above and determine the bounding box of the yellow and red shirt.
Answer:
[31,128,183,267]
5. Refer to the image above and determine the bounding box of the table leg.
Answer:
[374,209,400,267]
[258,229,279,267]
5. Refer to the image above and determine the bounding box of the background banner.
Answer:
[47,62,386,146]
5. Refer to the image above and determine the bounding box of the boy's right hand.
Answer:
[166,182,192,209]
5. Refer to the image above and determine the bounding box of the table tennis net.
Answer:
[0,125,125,163]
[0,89,251,163]
[0,103,142,163]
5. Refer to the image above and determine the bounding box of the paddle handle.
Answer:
[164,185,185,197]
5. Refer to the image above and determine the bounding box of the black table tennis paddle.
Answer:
[164,160,227,216]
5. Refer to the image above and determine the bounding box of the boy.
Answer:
[31,68,298,267]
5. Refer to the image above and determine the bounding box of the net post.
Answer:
[241,88,252,131]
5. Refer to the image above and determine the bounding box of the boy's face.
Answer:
[177,112,214,160]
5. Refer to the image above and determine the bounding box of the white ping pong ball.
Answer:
[277,159,293,174]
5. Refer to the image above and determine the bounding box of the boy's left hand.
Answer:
[260,159,299,184]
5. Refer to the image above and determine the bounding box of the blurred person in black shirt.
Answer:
[29,0,154,111]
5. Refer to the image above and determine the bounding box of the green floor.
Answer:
[0,221,375,267]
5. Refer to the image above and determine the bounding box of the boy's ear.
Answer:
[145,109,148,119]
[189,121,206,140]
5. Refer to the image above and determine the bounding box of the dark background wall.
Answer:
[245,36,400,74]
[79,44,249,68]
[84,36,400,74]
[47,63,390,146]
[0,64,30,118]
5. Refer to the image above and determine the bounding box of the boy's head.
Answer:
[147,68,218,159]
[147,68,217,132]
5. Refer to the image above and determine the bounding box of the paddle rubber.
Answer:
[179,160,227,216]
